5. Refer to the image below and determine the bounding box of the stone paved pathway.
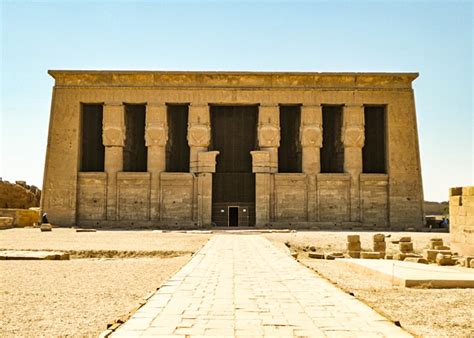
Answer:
[112,235,411,337]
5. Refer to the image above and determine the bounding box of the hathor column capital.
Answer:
[103,102,126,147]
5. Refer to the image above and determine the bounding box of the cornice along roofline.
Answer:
[47,70,419,89]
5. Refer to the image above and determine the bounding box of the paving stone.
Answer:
[111,235,411,337]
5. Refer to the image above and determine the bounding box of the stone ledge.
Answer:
[48,70,418,90]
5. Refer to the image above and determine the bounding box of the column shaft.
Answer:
[103,103,125,221]
[146,103,168,221]
[342,104,365,222]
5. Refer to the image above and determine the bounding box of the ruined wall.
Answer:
[0,180,41,209]
[449,186,474,256]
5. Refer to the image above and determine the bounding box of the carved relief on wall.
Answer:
[300,124,323,148]
[187,123,211,147]
[145,122,168,147]
[342,125,365,148]
[258,123,280,148]
[103,126,125,147]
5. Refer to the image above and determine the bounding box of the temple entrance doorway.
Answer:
[210,105,257,226]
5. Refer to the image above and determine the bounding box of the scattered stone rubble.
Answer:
[305,234,473,269]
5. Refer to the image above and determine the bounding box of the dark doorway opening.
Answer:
[229,207,239,227]
[123,104,147,172]
[166,104,190,172]
[279,105,302,173]
[80,104,104,172]
[363,106,386,173]
[321,105,344,173]
[211,105,258,226]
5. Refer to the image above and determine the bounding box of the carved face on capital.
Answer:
[145,124,168,147]
[342,125,365,148]
[103,126,125,147]
[258,124,280,147]
[188,124,211,147]
[300,125,322,147]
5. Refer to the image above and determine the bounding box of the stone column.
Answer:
[342,104,365,222]
[300,104,323,222]
[188,104,211,173]
[251,151,273,226]
[145,103,168,221]
[195,151,219,227]
[258,104,280,173]
[103,102,125,221]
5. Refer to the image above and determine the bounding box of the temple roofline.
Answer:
[48,70,418,89]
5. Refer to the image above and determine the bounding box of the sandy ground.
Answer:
[0,228,211,253]
[265,231,471,337]
[264,231,451,255]
[0,257,191,337]
[300,259,474,337]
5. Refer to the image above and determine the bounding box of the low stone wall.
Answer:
[449,186,474,256]
[0,208,40,227]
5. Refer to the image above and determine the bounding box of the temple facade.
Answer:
[42,71,424,229]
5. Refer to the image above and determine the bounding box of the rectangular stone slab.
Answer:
[339,259,474,288]
[0,250,69,260]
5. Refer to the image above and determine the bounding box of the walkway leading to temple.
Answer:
[112,235,411,337]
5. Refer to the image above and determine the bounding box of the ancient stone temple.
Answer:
[42,71,424,229]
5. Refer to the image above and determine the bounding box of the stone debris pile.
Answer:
[304,234,473,269]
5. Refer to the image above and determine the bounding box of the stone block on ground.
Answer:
[347,242,361,251]
[394,252,422,261]
[325,252,344,260]
[0,250,69,260]
[360,252,381,259]
[423,249,452,263]
[466,256,474,267]
[404,257,429,264]
[385,254,393,260]
[470,260,474,269]
[434,245,450,250]
[373,242,386,252]
[40,223,52,232]
[373,233,385,242]
[399,242,414,253]
[348,251,361,258]
[399,237,412,243]
[0,216,14,228]
[347,235,360,243]
[436,253,456,266]
[309,246,316,252]
[76,228,97,232]
[308,252,324,259]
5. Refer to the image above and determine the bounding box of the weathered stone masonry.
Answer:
[42,71,424,229]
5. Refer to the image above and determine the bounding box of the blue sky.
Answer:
[1,0,472,202]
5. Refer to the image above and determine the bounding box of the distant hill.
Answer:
[424,201,448,216]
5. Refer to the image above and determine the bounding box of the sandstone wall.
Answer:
[42,71,424,229]
[449,186,474,255]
